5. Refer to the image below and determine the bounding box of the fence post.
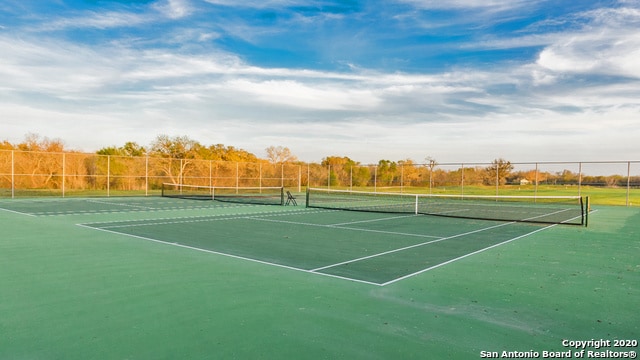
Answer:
[535,163,539,199]
[350,166,353,191]
[461,163,464,197]
[495,164,499,197]
[400,164,404,193]
[298,165,301,192]
[107,155,111,197]
[146,155,149,196]
[428,164,433,195]
[374,166,377,193]
[11,150,14,199]
[578,162,582,197]
[62,153,66,198]
[627,161,631,207]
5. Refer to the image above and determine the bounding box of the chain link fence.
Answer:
[1,150,638,206]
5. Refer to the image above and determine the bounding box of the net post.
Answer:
[414,194,418,215]
[306,187,310,208]
[584,196,590,227]
[280,187,285,206]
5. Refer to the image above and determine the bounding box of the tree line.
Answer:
[1,134,300,164]
[1,134,637,190]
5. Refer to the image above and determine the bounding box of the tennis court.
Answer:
[1,192,638,359]
[3,193,572,286]
[78,206,558,286]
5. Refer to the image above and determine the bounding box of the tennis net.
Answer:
[306,188,588,226]
[162,183,284,206]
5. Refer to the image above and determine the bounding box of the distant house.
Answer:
[519,179,530,185]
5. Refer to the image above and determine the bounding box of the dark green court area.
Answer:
[80,209,551,285]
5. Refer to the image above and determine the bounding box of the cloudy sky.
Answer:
[1,0,639,163]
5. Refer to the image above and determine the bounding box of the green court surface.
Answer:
[1,196,638,359]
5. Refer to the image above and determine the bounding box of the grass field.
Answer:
[0,196,638,359]
[2,184,639,206]
[338,185,639,207]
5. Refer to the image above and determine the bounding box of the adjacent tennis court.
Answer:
[1,191,638,359]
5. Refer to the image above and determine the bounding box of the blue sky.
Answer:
[1,0,639,163]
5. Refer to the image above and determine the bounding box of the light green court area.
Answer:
[1,197,638,359]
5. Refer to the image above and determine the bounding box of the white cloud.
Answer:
[397,0,532,11]
[37,0,194,32]
[500,5,640,81]
[154,0,193,19]
[458,3,640,82]
[224,79,382,110]
[536,29,640,79]
[201,0,309,8]
[40,10,149,30]
[0,36,126,96]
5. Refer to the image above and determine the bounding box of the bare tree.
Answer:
[149,135,201,184]
[265,146,297,164]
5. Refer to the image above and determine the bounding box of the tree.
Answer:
[149,135,200,159]
[96,146,120,156]
[149,135,202,184]
[556,169,578,185]
[322,156,359,187]
[97,142,146,157]
[0,140,14,150]
[377,160,398,186]
[265,146,297,164]
[206,144,258,162]
[398,159,420,186]
[17,133,65,152]
[121,142,146,157]
[422,157,438,190]
[484,158,514,186]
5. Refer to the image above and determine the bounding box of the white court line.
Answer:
[248,216,444,240]
[328,214,417,226]
[98,216,247,229]
[35,202,290,217]
[85,199,157,210]
[88,208,322,229]
[0,207,37,217]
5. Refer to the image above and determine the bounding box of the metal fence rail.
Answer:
[1,150,638,206]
